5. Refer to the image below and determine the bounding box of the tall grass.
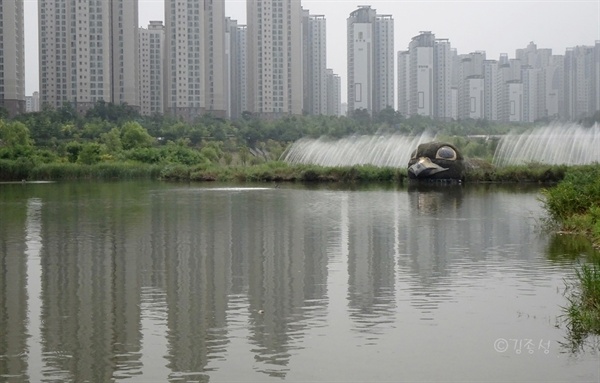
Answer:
[563,260,600,351]
[28,162,163,180]
[542,165,600,351]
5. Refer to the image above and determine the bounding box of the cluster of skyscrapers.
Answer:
[0,0,598,123]
[397,33,600,122]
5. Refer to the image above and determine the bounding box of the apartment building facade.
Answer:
[39,0,139,114]
[0,0,25,117]
[347,6,394,115]
[247,0,303,117]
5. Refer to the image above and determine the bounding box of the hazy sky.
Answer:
[24,0,600,101]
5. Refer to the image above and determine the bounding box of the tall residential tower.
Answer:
[39,0,140,113]
[347,6,394,115]
[247,0,303,117]
[0,0,25,117]
[165,0,227,120]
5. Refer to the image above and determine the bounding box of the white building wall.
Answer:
[350,23,373,112]
[507,81,523,122]
[467,77,484,119]
[413,47,433,116]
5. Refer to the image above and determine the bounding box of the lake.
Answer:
[0,181,598,382]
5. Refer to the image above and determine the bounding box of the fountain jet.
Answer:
[281,131,436,167]
[493,123,600,167]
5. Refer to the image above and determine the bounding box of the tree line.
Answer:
[0,101,534,168]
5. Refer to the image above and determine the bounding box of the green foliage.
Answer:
[541,165,600,223]
[65,141,83,163]
[100,127,123,153]
[164,140,207,165]
[563,259,600,351]
[121,121,154,150]
[0,158,35,180]
[77,142,103,165]
[0,120,35,159]
[85,100,140,124]
[125,147,164,164]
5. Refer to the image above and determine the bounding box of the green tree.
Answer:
[100,127,123,153]
[0,120,34,148]
[77,142,103,165]
[121,121,154,150]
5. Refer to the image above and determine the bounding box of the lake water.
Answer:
[0,181,598,382]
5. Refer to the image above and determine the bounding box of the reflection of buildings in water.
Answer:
[399,185,544,315]
[240,190,329,378]
[0,199,28,380]
[344,192,400,334]
[25,199,43,383]
[151,191,231,382]
[39,190,147,382]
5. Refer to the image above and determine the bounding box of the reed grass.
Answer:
[27,162,163,180]
[562,260,600,351]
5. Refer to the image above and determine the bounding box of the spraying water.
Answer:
[492,123,600,167]
[281,132,437,167]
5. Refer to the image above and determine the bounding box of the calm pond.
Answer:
[0,181,598,382]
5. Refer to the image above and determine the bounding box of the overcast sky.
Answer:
[24,0,600,101]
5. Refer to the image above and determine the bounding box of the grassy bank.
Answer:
[1,158,575,184]
[541,165,600,247]
[540,165,600,350]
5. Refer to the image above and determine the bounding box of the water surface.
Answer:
[0,181,598,382]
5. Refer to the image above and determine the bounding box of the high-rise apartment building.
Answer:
[325,68,341,116]
[0,0,25,117]
[397,51,410,116]
[39,0,139,113]
[408,31,434,117]
[374,14,394,113]
[483,60,498,121]
[347,6,394,115]
[247,0,303,117]
[456,51,485,119]
[25,92,40,113]
[564,43,600,120]
[226,18,247,119]
[165,0,227,120]
[434,39,453,120]
[302,11,327,115]
[139,21,165,116]
[543,55,564,119]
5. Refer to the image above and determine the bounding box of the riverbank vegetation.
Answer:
[541,166,600,351]
[0,101,573,183]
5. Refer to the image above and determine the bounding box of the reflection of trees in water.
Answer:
[546,234,600,262]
